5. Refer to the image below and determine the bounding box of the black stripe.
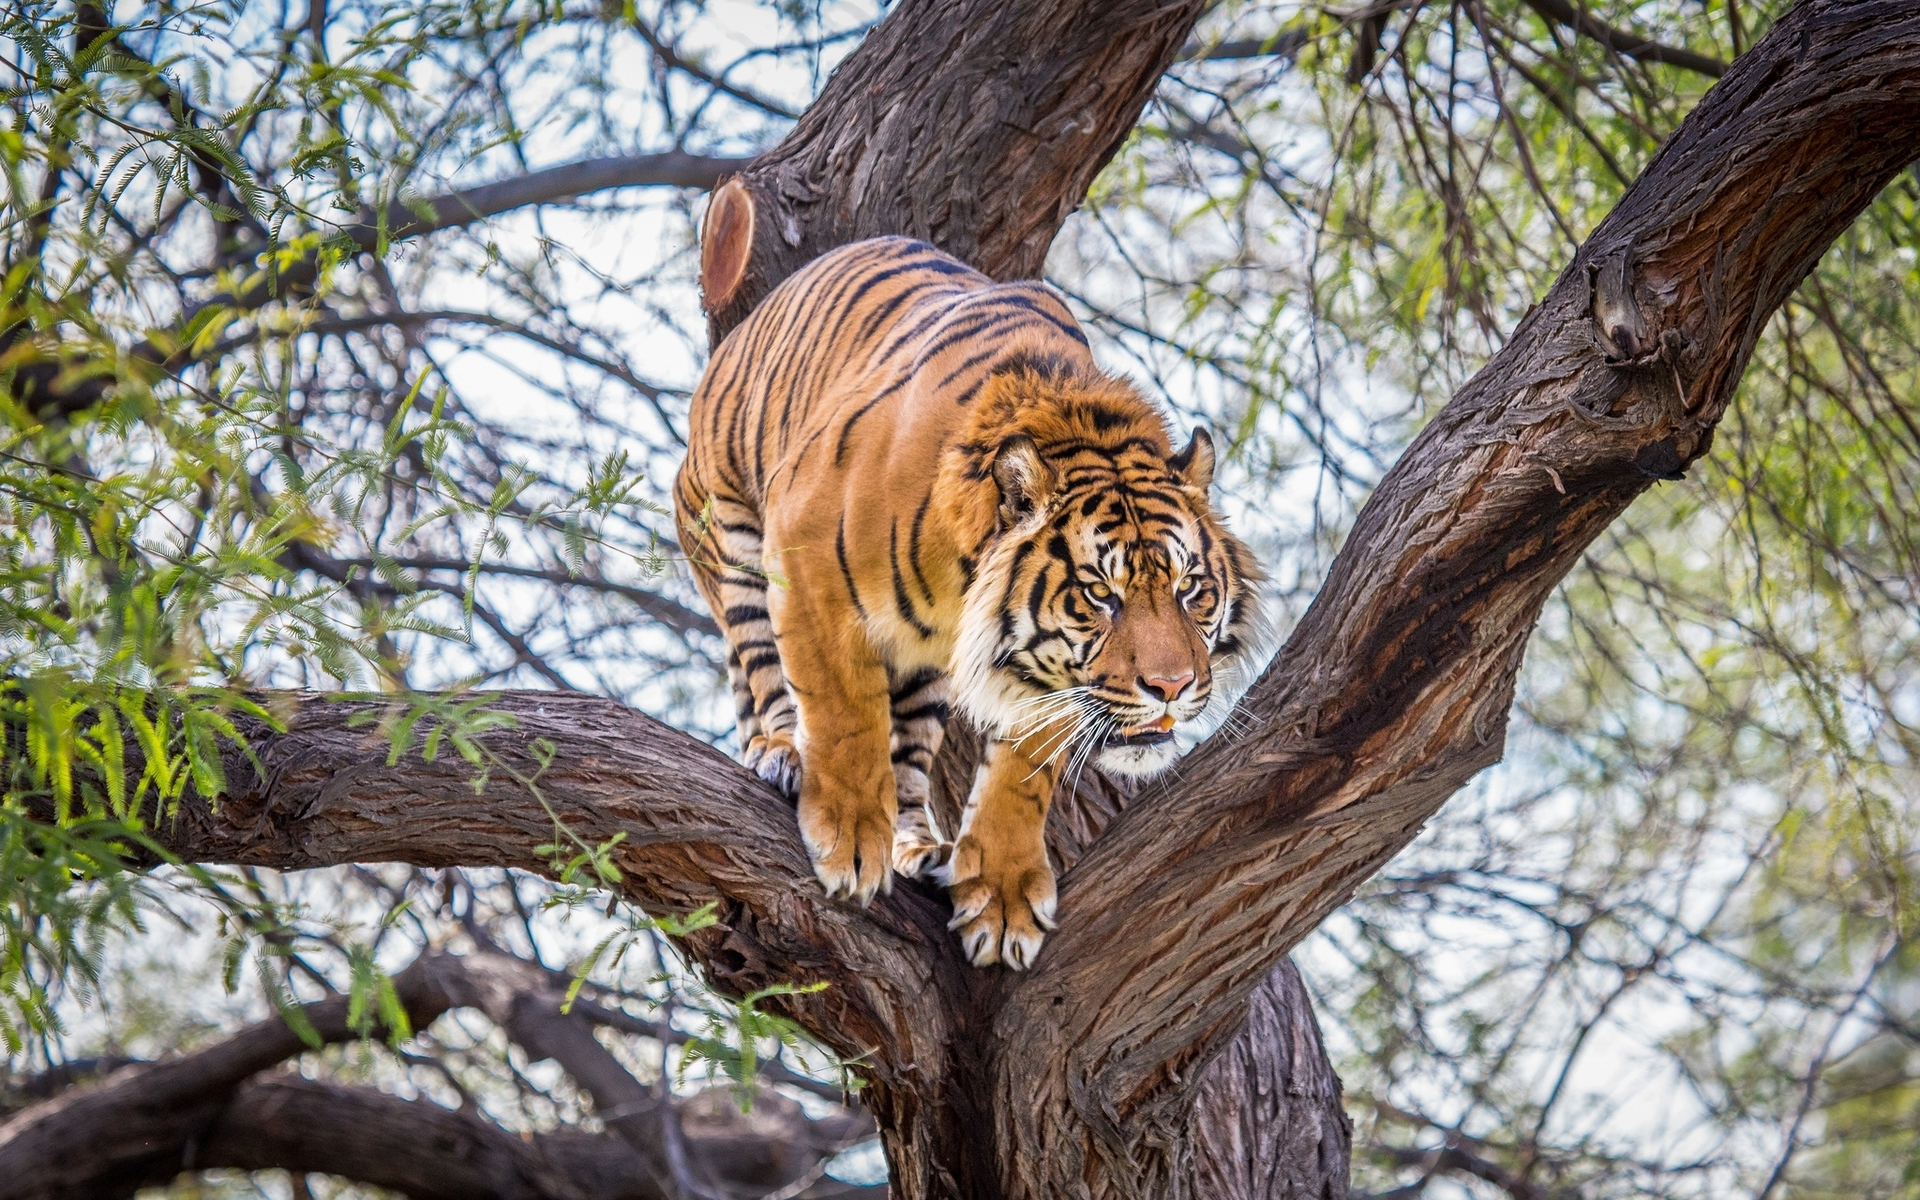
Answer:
[892,701,951,724]
[911,311,1014,369]
[907,494,937,603]
[849,268,950,344]
[890,666,943,699]
[889,524,935,638]
[934,345,1004,393]
[833,374,912,465]
[836,517,868,619]
[992,290,1089,345]
[1025,565,1052,618]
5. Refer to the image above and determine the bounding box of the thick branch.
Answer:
[146,1075,655,1200]
[990,2,1920,1193]
[57,692,970,1132]
[698,0,1211,341]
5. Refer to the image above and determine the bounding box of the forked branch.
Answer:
[991,2,1920,1191]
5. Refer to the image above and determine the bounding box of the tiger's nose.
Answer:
[1140,672,1196,702]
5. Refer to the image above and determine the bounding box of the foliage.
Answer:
[0,0,692,1095]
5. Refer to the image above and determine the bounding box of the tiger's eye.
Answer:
[1176,575,1199,596]
[1084,580,1113,604]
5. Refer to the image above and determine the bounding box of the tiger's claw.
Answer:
[943,835,1055,969]
[745,733,803,799]
[799,788,894,905]
[892,808,953,878]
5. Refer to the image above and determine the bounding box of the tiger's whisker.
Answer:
[1007,693,1100,741]
[1006,685,1096,711]
[1017,702,1100,771]
[1063,715,1114,797]
[1010,696,1094,736]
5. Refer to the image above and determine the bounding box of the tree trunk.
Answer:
[26,1,1920,1197]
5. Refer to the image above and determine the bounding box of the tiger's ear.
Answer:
[1170,427,1216,492]
[992,435,1055,525]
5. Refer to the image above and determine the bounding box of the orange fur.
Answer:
[675,237,1265,967]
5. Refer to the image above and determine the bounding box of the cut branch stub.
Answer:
[701,177,756,317]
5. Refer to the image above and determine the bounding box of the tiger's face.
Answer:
[952,424,1265,780]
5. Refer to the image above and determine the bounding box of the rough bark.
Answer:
[1192,964,1351,1200]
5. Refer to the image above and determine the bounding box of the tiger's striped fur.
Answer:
[674,237,1265,968]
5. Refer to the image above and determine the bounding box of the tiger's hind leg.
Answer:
[888,666,953,878]
[723,644,760,752]
[688,495,802,797]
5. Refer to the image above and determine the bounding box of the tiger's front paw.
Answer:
[944,835,1056,970]
[744,732,802,798]
[798,785,894,905]
[892,808,952,879]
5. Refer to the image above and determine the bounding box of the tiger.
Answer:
[673,236,1265,968]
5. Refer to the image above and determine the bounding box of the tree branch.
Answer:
[0,949,461,1196]
[150,1074,658,1200]
[1518,0,1729,77]
[321,548,720,641]
[0,944,878,1200]
[49,691,970,1120]
[1176,30,1311,64]
[15,151,745,421]
[355,153,744,246]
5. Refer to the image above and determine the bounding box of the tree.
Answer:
[3,1,1918,1197]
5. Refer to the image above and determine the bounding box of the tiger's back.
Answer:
[674,236,1263,969]
[677,234,1092,553]
[674,236,1096,826]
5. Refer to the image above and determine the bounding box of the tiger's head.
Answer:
[945,358,1268,779]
